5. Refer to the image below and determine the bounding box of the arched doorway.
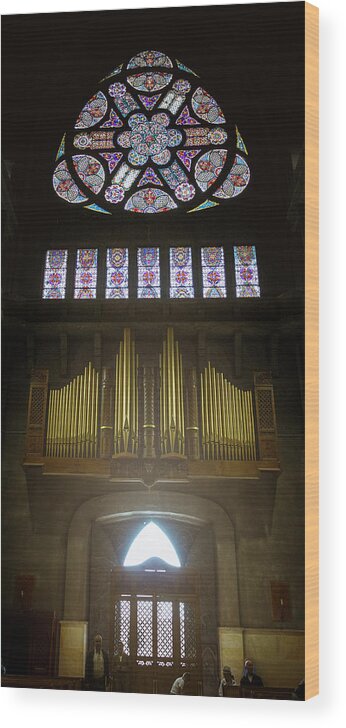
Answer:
[110,561,202,695]
[63,491,240,695]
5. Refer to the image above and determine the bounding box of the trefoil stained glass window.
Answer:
[42,250,68,299]
[234,245,260,297]
[53,50,250,216]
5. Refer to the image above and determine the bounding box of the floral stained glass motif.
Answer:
[194,149,227,191]
[106,248,129,298]
[75,91,107,129]
[74,249,98,299]
[137,167,163,187]
[72,155,105,194]
[201,247,226,298]
[126,189,176,214]
[214,154,250,199]
[53,160,88,203]
[170,247,194,298]
[234,246,260,297]
[137,248,161,298]
[127,72,172,93]
[43,250,68,299]
[128,50,173,69]
[53,50,250,215]
[191,87,226,124]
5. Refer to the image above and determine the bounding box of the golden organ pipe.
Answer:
[200,372,205,459]
[77,374,82,458]
[236,386,242,460]
[49,390,54,457]
[114,350,119,452]
[55,388,60,457]
[46,390,53,456]
[244,390,252,460]
[248,390,255,460]
[204,368,210,460]
[175,342,181,453]
[90,367,94,457]
[54,388,59,457]
[162,343,167,454]
[131,341,136,453]
[242,389,248,460]
[56,388,62,458]
[95,370,99,456]
[71,378,76,457]
[207,364,213,459]
[249,390,256,460]
[180,352,184,453]
[65,382,71,457]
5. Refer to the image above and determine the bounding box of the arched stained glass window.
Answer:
[53,51,250,216]
[42,250,68,299]
[137,247,161,298]
[74,248,98,299]
[169,247,194,298]
[106,248,129,298]
[123,522,181,567]
[201,247,226,298]
[234,245,260,297]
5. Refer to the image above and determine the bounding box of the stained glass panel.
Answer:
[42,250,68,299]
[234,245,260,297]
[201,247,226,298]
[170,247,194,298]
[106,248,129,299]
[74,248,98,299]
[137,248,161,298]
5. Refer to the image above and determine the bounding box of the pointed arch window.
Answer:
[169,247,194,298]
[106,247,129,298]
[123,521,181,567]
[201,246,226,298]
[234,245,260,297]
[74,248,98,299]
[42,250,68,299]
[137,247,161,298]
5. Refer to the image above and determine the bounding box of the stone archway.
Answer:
[64,490,240,627]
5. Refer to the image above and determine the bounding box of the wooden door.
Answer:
[110,566,202,695]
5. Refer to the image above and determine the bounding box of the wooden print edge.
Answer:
[305,0,319,701]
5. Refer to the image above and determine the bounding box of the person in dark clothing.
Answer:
[84,634,110,691]
[291,679,305,700]
[240,658,264,687]
[112,640,131,693]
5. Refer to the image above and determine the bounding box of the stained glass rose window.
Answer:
[53,50,250,215]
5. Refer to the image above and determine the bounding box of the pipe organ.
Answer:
[200,363,256,461]
[29,328,278,465]
[114,328,138,456]
[159,328,185,457]
[46,362,99,458]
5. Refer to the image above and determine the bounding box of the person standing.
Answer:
[112,641,131,693]
[218,665,237,696]
[170,671,191,695]
[240,658,264,688]
[84,633,110,691]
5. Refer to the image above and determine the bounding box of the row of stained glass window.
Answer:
[42,246,260,300]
